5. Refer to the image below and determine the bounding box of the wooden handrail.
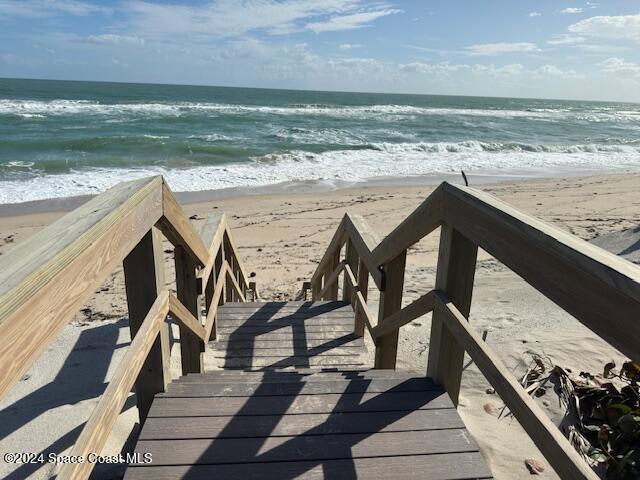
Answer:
[204,262,229,340]
[0,175,257,480]
[59,291,170,479]
[59,290,226,480]
[305,180,640,478]
[0,176,164,398]
[318,260,346,300]
[369,290,436,339]
[434,291,598,480]
[342,264,376,339]
[225,262,246,302]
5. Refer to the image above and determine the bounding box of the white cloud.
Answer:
[338,43,363,50]
[535,64,582,78]
[464,42,540,56]
[124,1,397,39]
[85,34,145,45]
[547,34,586,45]
[529,12,541,18]
[598,57,640,77]
[574,44,631,53]
[561,7,583,14]
[568,14,640,40]
[306,8,400,33]
[0,0,110,17]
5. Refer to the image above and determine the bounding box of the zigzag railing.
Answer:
[0,176,255,480]
[305,181,640,480]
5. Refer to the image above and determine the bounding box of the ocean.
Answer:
[0,78,639,204]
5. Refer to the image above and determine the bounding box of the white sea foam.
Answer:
[2,98,639,122]
[1,142,639,204]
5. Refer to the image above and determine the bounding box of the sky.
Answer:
[1,0,639,102]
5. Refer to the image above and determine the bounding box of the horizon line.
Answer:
[0,75,635,105]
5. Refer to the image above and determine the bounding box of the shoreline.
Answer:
[1,164,637,217]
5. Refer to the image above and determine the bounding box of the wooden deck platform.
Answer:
[126,301,492,479]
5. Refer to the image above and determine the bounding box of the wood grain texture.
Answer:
[441,182,640,361]
[0,177,163,399]
[123,227,170,422]
[134,429,477,465]
[125,452,491,480]
[58,292,169,480]
[435,291,597,480]
[139,408,461,439]
[371,184,444,266]
[427,225,477,405]
[158,182,209,267]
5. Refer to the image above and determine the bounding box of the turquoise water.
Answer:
[1,78,639,203]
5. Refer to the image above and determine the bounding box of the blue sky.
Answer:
[1,0,639,101]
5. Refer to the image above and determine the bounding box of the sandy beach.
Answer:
[1,171,639,479]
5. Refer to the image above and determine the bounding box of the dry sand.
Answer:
[1,172,639,479]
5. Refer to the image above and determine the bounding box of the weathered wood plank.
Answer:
[176,369,423,383]
[211,336,364,350]
[216,356,364,368]
[59,292,168,480]
[435,292,597,480]
[0,176,163,398]
[212,347,363,358]
[162,377,439,397]
[140,408,460,440]
[148,389,453,417]
[132,429,477,465]
[125,452,492,480]
[218,322,353,335]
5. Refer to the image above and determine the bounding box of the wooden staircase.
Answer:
[3,176,637,479]
[125,301,492,480]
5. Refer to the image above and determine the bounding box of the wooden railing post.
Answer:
[174,245,204,374]
[343,238,358,304]
[353,259,369,337]
[427,224,477,405]
[374,250,407,368]
[122,227,170,423]
[312,275,322,300]
[223,235,235,302]
[323,248,341,301]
